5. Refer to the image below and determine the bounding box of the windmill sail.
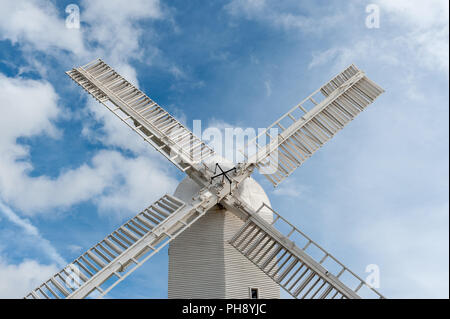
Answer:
[29,59,388,300]
[244,65,384,186]
[67,59,215,172]
[25,191,217,299]
[224,198,384,299]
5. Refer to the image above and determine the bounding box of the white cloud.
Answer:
[91,150,178,219]
[168,65,186,80]
[0,258,58,298]
[272,179,308,198]
[0,0,179,218]
[0,201,65,266]
[376,0,449,72]
[0,0,164,69]
[308,38,401,72]
[0,0,85,55]
[227,0,448,73]
[67,244,82,254]
[0,74,177,217]
[0,201,64,299]
[80,0,163,66]
[0,73,61,146]
[81,99,152,155]
[308,1,449,73]
[200,119,255,164]
[0,0,169,153]
[410,25,449,72]
[377,0,448,29]
[225,0,345,34]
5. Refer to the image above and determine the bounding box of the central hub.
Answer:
[210,163,237,194]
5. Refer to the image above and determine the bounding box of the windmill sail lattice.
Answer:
[67,59,215,172]
[244,65,384,186]
[25,192,217,299]
[25,59,385,299]
[226,201,384,299]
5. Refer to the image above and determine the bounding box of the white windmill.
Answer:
[25,59,385,299]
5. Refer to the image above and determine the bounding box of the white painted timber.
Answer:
[224,198,385,299]
[243,64,385,187]
[168,176,280,299]
[66,59,215,172]
[25,192,219,299]
[40,59,388,300]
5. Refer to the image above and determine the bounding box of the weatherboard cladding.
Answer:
[168,207,226,298]
[168,206,280,299]
[223,210,280,299]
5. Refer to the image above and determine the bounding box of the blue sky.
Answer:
[0,0,448,298]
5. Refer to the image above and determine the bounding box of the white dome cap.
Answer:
[174,155,273,223]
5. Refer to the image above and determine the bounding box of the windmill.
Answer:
[25,59,385,299]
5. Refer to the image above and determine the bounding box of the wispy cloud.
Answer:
[264,80,272,97]
[225,0,345,34]
[0,258,58,298]
[0,0,178,218]
[308,1,449,73]
[272,179,308,198]
[0,201,65,266]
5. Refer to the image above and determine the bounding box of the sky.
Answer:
[0,0,448,299]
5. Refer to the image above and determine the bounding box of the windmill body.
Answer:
[169,158,280,298]
[25,59,386,299]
